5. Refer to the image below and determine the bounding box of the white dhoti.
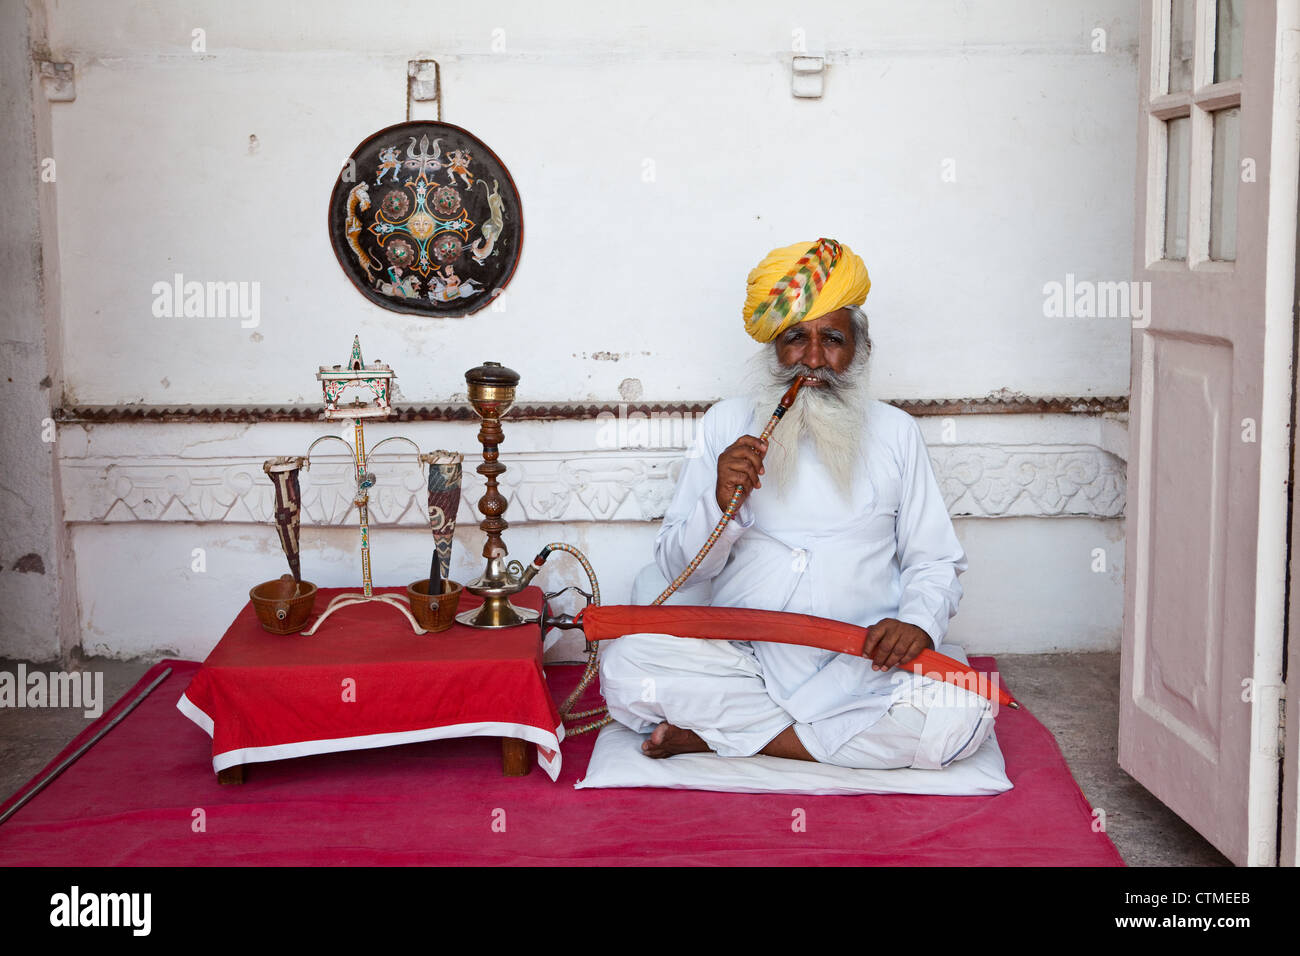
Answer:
[599,632,994,771]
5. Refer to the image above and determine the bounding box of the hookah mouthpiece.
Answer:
[778,377,805,410]
[770,375,815,425]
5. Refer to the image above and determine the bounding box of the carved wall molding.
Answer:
[930,445,1125,518]
[54,394,1127,424]
[60,444,1126,524]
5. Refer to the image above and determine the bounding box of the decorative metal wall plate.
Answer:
[328,121,523,317]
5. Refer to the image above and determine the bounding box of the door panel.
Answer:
[1142,335,1230,748]
[1122,0,1294,866]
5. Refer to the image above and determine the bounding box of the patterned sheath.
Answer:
[263,457,307,582]
[424,451,464,589]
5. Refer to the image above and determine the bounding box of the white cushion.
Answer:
[575,720,1012,796]
[577,639,1013,796]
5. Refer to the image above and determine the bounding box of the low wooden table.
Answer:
[178,585,564,782]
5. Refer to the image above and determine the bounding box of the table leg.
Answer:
[217,765,245,785]
[501,738,531,776]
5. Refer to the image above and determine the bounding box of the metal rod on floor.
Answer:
[0,666,173,827]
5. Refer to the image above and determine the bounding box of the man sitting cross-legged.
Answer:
[599,239,993,771]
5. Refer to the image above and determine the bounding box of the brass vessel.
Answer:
[457,362,540,629]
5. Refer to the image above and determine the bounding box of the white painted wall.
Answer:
[44,0,1137,405]
[8,0,1141,660]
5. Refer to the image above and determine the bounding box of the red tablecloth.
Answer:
[177,586,564,779]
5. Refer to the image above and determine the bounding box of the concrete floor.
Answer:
[0,650,1230,866]
[996,652,1229,866]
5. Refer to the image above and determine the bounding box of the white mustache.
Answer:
[773,362,858,397]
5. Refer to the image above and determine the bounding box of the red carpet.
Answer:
[0,658,1123,866]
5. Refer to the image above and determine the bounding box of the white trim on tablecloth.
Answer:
[177,693,565,781]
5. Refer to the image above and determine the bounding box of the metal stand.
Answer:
[293,337,434,636]
[301,592,428,636]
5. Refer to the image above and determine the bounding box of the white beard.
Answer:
[744,347,870,501]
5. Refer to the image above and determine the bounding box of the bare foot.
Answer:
[641,722,712,758]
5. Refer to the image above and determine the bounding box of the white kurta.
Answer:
[642,395,970,760]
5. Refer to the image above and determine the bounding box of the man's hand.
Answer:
[716,435,768,513]
[864,618,933,671]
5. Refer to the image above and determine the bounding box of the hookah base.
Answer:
[456,597,540,630]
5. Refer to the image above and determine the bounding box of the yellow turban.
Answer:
[742,238,871,343]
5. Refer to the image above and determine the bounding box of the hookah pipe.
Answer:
[651,376,814,605]
[531,374,1019,734]
[529,378,819,734]
[557,374,1017,733]
[581,605,1019,712]
[650,375,1016,709]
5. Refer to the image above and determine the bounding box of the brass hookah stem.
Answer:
[475,408,510,561]
[651,376,811,606]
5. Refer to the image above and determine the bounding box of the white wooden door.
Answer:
[1122,0,1297,866]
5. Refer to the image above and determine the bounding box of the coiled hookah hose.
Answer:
[528,377,812,736]
[650,376,811,606]
[517,542,608,734]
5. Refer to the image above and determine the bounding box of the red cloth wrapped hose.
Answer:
[578,604,1019,711]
